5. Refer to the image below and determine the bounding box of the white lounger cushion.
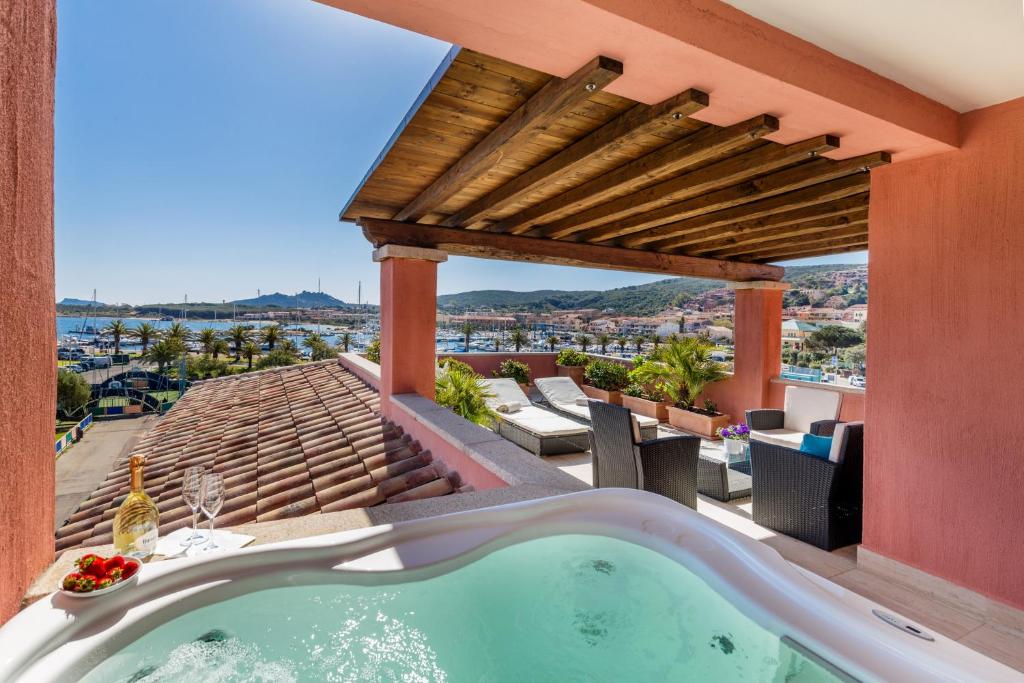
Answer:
[750,428,806,450]
[534,376,658,428]
[782,385,842,433]
[481,379,586,437]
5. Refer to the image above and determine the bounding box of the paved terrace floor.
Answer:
[547,432,1024,673]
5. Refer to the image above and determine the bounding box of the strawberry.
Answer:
[75,575,96,593]
[121,561,139,580]
[104,555,126,572]
[106,567,123,582]
[62,573,83,591]
[75,554,107,579]
[96,576,114,590]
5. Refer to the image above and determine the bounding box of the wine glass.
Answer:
[200,472,226,552]
[180,466,206,547]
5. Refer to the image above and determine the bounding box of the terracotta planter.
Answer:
[518,382,531,395]
[621,395,670,421]
[666,406,731,438]
[556,364,585,386]
[581,385,622,405]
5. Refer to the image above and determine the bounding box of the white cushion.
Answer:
[499,405,588,437]
[827,422,862,463]
[481,378,531,409]
[574,396,590,406]
[750,428,806,450]
[535,377,586,407]
[783,385,842,433]
[630,415,643,443]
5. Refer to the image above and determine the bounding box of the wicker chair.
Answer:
[588,401,700,509]
[745,385,844,451]
[749,421,864,550]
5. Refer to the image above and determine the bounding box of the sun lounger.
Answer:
[533,376,660,440]
[481,378,590,456]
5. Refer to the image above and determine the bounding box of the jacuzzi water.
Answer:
[80,534,840,682]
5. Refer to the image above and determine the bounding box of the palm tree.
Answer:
[104,319,128,355]
[435,365,496,427]
[509,328,529,352]
[492,336,502,351]
[227,324,251,361]
[145,339,180,373]
[196,327,219,355]
[546,335,560,353]
[211,339,229,360]
[617,337,628,354]
[260,324,281,351]
[461,322,474,352]
[132,322,159,355]
[340,332,352,353]
[165,322,190,344]
[303,333,329,359]
[650,333,661,350]
[633,335,645,354]
[596,333,612,355]
[575,334,591,353]
[632,337,729,409]
[242,341,259,370]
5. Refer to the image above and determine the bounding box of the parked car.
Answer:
[65,364,84,373]
[78,358,96,370]
[849,375,866,388]
[91,356,112,368]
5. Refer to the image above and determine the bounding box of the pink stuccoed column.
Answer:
[705,281,787,419]
[374,245,447,415]
[1,0,58,624]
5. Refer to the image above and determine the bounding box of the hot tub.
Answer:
[0,489,1018,681]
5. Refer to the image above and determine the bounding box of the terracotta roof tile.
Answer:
[55,360,462,552]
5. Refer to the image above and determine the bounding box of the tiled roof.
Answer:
[55,360,463,552]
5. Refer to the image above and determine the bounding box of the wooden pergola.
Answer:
[342,48,887,282]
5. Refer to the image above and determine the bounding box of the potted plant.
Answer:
[555,348,589,386]
[633,337,730,438]
[621,383,672,421]
[717,422,750,459]
[493,358,532,392]
[581,359,629,404]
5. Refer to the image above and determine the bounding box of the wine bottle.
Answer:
[113,455,160,560]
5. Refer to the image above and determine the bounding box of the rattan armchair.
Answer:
[588,401,700,509]
[749,421,864,550]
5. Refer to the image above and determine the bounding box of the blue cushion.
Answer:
[799,433,833,460]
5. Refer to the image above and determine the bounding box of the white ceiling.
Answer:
[723,0,1024,112]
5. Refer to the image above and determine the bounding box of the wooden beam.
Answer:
[679,193,870,254]
[741,234,869,262]
[533,135,839,240]
[629,172,874,252]
[441,89,709,229]
[393,55,624,222]
[706,221,869,258]
[688,207,869,256]
[486,114,779,235]
[588,151,889,246]
[358,218,783,282]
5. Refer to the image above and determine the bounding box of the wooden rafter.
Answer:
[359,218,783,282]
[442,89,709,230]
[587,151,889,247]
[739,234,869,262]
[393,55,624,222]
[533,135,840,240]
[680,194,870,255]
[486,114,780,235]
[630,171,876,252]
[705,219,869,258]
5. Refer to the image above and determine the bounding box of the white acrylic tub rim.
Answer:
[1,489,1019,682]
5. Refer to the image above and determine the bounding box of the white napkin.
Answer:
[154,527,255,558]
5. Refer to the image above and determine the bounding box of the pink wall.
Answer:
[437,352,558,382]
[865,96,1024,609]
[1,0,57,623]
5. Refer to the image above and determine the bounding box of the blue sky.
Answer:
[55,0,865,306]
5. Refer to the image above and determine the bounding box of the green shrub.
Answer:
[365,337,381,364]
[256,348,298,370]
[56,370,91,418]
[624,383,644,398]
[583,359,629,391]
[493,358,530,385]
[435,365,496,427]
[438,357,474,375]
[555,348,589,367]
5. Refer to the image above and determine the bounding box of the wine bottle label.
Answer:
[127,526,158,558]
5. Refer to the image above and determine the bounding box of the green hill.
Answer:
[437,264,865,316]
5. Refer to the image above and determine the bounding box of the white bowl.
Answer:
[59,569,139,599]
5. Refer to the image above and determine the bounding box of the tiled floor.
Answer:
[547,436,1024,673]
